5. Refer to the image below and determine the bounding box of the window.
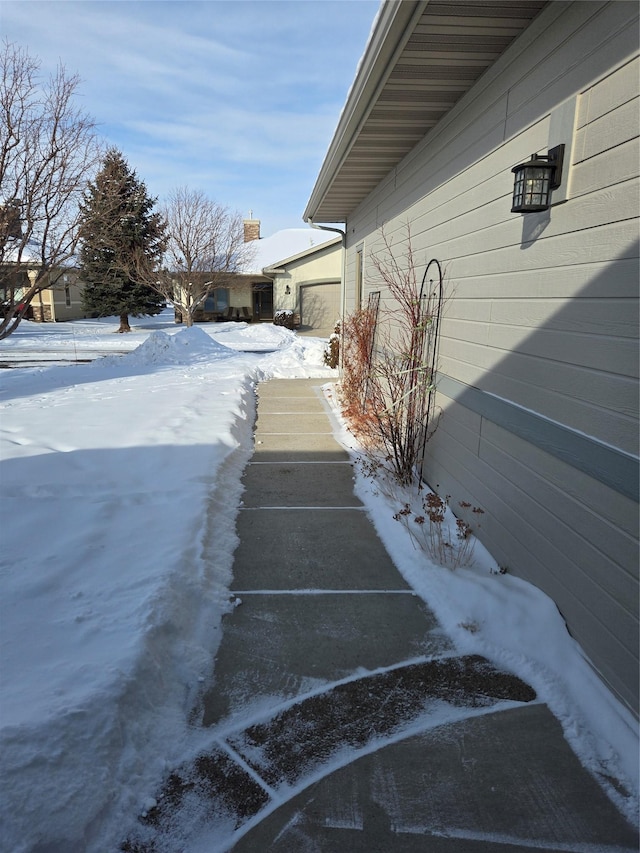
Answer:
[64,286,71,307]
[204,289,229,313]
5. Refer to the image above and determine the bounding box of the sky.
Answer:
[0,0,380,237]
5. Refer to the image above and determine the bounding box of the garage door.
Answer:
[300,281,340,336]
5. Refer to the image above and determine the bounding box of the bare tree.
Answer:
[0,40,101,339]
[157,187,255,326]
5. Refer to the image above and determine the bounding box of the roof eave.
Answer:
[304,0,548,224]
[304,0,427,224]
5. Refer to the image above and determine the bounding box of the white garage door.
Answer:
[300,281,340,336]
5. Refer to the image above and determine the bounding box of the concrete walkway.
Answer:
[125,379,639,853]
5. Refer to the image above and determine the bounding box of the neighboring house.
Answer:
[263,235,343,336]
[305,0,639,716]
[172,271,248,324]
[1,263,87,322]
[30,269,87,322]
[173,219,263,322]
[2,237,87,322]
[174,220,338,326]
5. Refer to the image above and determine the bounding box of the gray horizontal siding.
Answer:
[422,403,639,713]
[437,374,638,503]
[343,2,639,714]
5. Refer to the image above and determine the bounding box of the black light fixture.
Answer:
[285,284,291,295]
[511,144,565,213]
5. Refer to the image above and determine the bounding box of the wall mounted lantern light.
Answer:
[285,285,291,295]
[511,144,565,213]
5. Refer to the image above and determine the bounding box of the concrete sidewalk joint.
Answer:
[121,378,639,853]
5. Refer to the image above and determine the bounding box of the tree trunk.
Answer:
[118,313,131,333]
[184,312,194,328]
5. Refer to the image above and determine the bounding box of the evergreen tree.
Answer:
[78,148,166,332]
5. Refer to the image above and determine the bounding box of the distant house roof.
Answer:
[2,237,77,268]
[2,239,41,265]
[242,228,339,275]
[304,0,548,224]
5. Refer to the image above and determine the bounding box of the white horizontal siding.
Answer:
[576,53,640,131]
[441,315,638,376]
[575,96,639,163]
[437,256,638,300]
[382,176,638,273]
[439,349,637,456]
[571,135,639,197]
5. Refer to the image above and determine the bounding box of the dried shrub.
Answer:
[339,225,442,486]
[393,491,484,569]
[323,322,340,368]
[273,309,295,330]
[338,305,380,449]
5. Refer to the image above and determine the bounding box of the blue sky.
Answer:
[1,0,379,237]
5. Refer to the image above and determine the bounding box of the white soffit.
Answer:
[305,0,548,224]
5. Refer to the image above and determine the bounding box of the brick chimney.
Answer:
[243,218,261,242]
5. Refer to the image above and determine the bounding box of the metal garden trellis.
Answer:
[361,256,444,485]
[362,289,381,411]
[418,258,444,462]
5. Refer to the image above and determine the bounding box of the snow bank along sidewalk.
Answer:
[0,321,336,853]
[121,379,639,853]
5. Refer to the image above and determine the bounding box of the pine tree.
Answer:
[78,148,166,332]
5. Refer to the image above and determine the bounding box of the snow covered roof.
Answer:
[242,228,339,275]
[2,238,77,268]
[2,239,41,265]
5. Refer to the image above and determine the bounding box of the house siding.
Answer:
[345,2,639,714]
[272,241,342,334]
[30,272,88,323]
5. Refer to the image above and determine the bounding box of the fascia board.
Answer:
[262,235,342,273]
[304,0,428,223]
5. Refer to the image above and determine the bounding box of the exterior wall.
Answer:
[229,282,254,314]
[31,271,87,322]
[272,242,342,335]
[31,289,54,322]
[53,274,87,322]
[344,2,639,714]
[175,280,255,322]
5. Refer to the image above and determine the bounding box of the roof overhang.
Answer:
[304,0,548,224]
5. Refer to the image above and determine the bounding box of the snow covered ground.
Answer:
[0,310,637,852]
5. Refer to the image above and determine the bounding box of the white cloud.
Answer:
[125,105,336,163]
[2,0,380,234]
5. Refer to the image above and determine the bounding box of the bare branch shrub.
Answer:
[339,225,488,571]
[339,224,442,485]
[393,491,485,570]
